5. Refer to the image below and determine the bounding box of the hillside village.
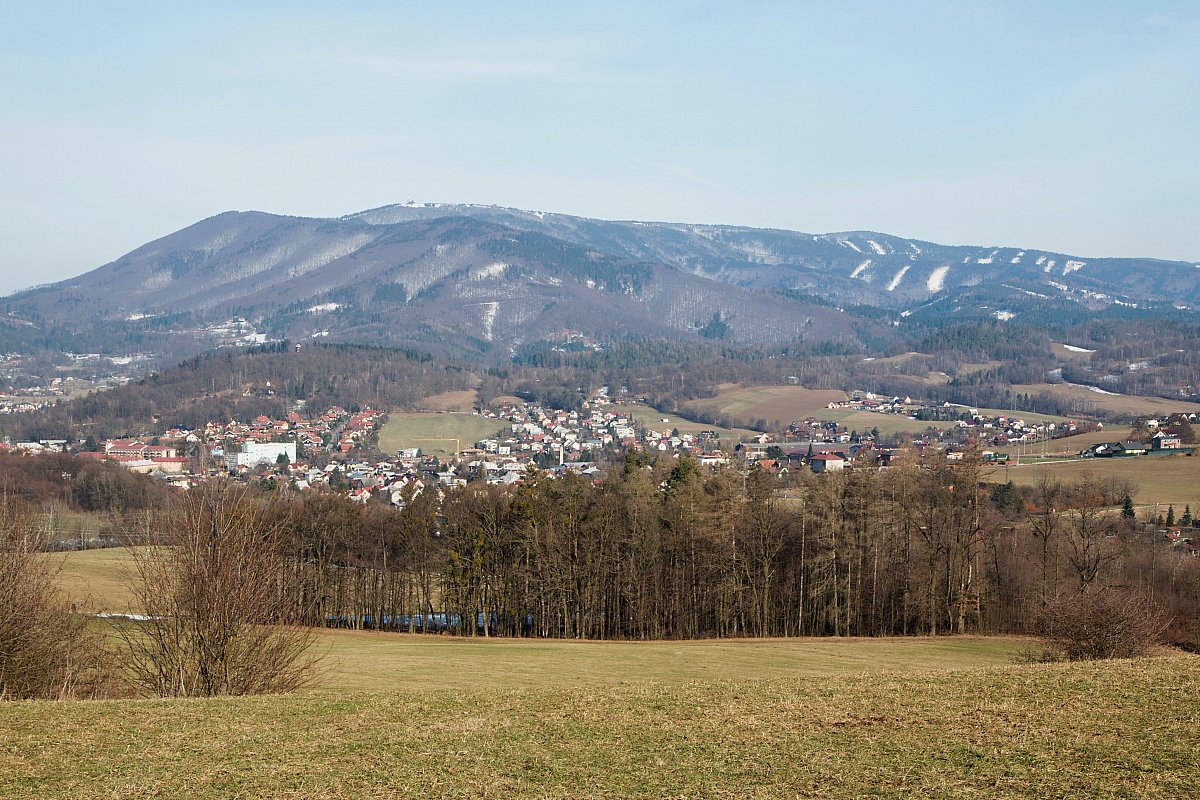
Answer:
[5,377,1197,513]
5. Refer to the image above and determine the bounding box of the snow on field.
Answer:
[867,240,887,255]
[306,303,341,314]
[1062,344,1095,353]
[480,301,499,341]
[471,262,509,280]
[975,249,999,265]
[909,242,922,254]
[1044,259,1056,273]
[1063,260,1086,275]
[993,310,1015,321]
[1128,360,1151,371]
[839,239,863,253]
[1068,382,1119,396]
[1010,256,1022,264]
[926,265,950,292]
[850,259,872,278]
[886,265,911,291]
[1035,256,1046,266]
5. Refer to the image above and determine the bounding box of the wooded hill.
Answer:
[0,343,479,442]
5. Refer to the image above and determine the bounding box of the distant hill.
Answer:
[3,203,1197,362]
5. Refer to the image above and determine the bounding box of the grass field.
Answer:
[313,631,1025,692]
[31,550,1200,797]
[413,390,480,412]
[986,453,1200,507]
[1012,383,1200,417]
[52,549,1026,691]
[2,655,1196,798]
[50,547,143,614]
[819,408,936,436]
[377,412,507,455]
[621,403,761,442]
[682,384,848,424]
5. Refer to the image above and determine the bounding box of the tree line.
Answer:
[229,453,1198,647]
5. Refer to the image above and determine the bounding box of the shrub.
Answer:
[0,496,110,699]
[1041,588,1168,661]
[117,482,320,697]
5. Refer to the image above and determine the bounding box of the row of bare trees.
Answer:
[263,453,1195,646]
[4,456,1193,699]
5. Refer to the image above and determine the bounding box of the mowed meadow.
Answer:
[2,548,1192,798]
[3,643,1197,798]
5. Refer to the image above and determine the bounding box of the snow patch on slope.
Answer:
[839,239,863,253]
[471,262,509,280]
[886,265,911,292]
[1063,260,1086,276]
[926,265,950,292]
[866,240,887,255]
[850,259,872,279]
[479,301,499,341]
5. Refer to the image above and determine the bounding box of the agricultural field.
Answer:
[412,389,479,412]
[1036,427,1134,456]
[986,452,1200,507]
[377,412,507,456]
[682,383,848,424]
[620,402,761,442]
[3,652,1196,798]
[818,408,938,436]
[1012,382,1200,417]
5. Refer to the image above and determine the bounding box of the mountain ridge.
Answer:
[4,203,1197,364]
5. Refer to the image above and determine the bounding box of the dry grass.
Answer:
[986,453,1200,506]
[621,403,761,441]
[48,546,142,614]
[34,548,1200,797]
[312,631,1026,692]
[54,548,1026,692]
[2,655,1196,798]
[489,394,526,406]
[377,412,507,455]
[682,383,849,424]
[413,390,480,412]
[1051,342,1096,361]
[1012,383,1200,416]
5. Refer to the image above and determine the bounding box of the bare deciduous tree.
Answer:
[118,482,320,697]
[0,495,108,699]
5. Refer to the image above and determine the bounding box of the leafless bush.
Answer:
[0,496,110,699]
[1040,588,1169,661]
[117,482,321,697]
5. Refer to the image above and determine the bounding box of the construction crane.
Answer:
[413,438,462,460]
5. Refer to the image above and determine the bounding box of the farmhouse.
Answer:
[809,453,845,473]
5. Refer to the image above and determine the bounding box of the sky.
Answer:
[1,1,1198,294]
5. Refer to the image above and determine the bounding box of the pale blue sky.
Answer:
[2,1,1197,293]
